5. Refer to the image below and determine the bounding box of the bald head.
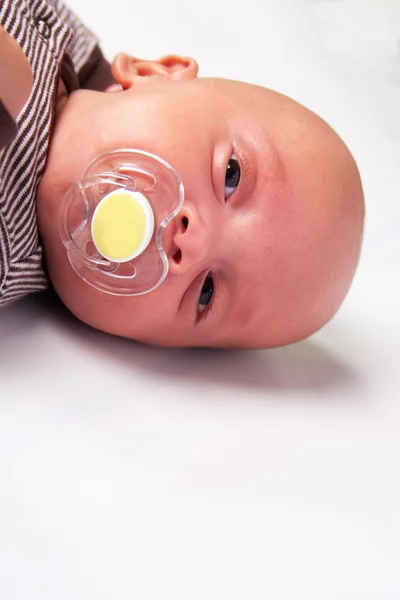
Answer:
[224,89,365,348]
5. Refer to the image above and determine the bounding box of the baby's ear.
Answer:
[111,54,198,88]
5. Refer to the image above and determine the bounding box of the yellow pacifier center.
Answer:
[91,189,154,263]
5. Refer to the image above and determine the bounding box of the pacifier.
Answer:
[60,149,184,295]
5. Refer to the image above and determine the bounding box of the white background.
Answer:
[1,0,400,598]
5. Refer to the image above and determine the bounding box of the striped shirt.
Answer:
[0,0,113,307]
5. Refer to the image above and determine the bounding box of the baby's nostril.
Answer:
[182,216,189,230]
[173,249,182,264]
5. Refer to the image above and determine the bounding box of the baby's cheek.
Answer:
[122,284,178,336]
[104,83,123,93]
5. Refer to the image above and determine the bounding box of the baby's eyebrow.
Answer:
[216,272,255,334]
[229,296,254,331]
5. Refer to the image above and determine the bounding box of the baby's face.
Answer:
[37,59,364,348]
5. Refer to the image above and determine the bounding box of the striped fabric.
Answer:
[0,0,100,307]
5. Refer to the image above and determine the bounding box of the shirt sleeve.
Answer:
[47,0,116,92]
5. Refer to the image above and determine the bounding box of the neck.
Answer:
[55,76,68,121]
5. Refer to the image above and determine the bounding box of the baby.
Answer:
[1,0,365,349]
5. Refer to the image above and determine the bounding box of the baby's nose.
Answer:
[168,204,212,276]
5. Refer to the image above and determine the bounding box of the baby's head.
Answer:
[37,54,364,348]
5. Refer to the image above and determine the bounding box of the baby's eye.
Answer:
[224,156,241,200]
[198,274,214,314]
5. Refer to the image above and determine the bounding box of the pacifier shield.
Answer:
[91,189,154,263]
[61,149,184,296]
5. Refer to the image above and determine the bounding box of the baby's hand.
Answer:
[0,24,32,119]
